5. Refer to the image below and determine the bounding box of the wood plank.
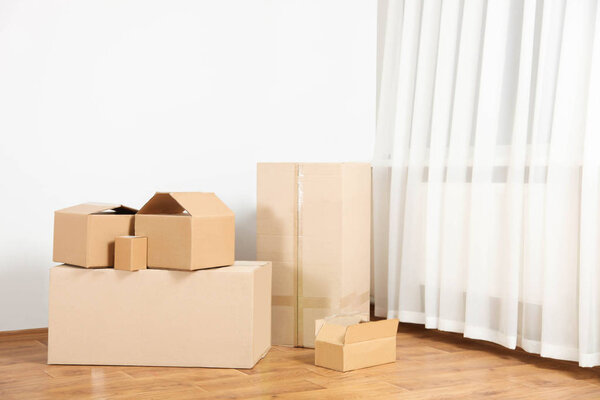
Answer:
[0,328,48,342]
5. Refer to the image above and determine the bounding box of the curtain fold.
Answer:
[374,0,600,367]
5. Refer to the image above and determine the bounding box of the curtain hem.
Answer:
[389,309,595,367]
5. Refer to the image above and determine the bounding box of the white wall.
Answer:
[0,0,375,331]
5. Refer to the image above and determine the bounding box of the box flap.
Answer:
[138,192,233,217]
[315,323,348,345]
[55,203,137,215]
[344,319,399,344]
[315,314,368,344]
[170,192,233,217]
[137,193,185,215]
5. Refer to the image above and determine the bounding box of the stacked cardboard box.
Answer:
[48,262,271,368]
[114,236,147,271]
[49,192,271,369]
[135,192,235,270]
[53,203,136,268]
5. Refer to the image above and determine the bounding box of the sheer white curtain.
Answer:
[373,0,600,367]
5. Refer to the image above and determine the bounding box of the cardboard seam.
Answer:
[294,163,300,346]
[251,271,255,366]
[84,215,91,267]
[296,163,306,346]
[188,218,194,267]
[341,164,346,330]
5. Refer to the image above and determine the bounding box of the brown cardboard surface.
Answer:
[343,337,397,371]
[314,341,344,372]
[314,323,348,345]
[48,261,272,369]
[314,317,399,372]
[53,203,136,268]
[135,192,235,270]
[257,163,371,348]
[257,163,298,346]
[344,319,399,344]
[114,236,147,271]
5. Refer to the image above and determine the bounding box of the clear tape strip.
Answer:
[272,291,370,309]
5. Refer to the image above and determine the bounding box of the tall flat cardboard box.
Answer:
[257,163,371,348]
[135,192,235,270]
[53,203,137,268]
[314,316,399,372]
[48,262,271,368]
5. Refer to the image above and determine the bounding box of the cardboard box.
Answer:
[135,192,235,270]
[48,261,271,368]
[114,236,147,271]
[257,163,371,348]
[314,315,399,372]
[53,203,137,268]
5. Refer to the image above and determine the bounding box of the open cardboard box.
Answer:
[314,315,399,372]
[53,203,137,268]
[135,192,235,270]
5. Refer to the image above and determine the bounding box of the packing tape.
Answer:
[273,290,370,346]
[298,290,370,346]
[293,164,370,346]
[272,291,370,309]
[272,296,296,307]
[322,311,370,322]
[339,290,371,309]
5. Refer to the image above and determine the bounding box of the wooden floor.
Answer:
[1,325,600,399]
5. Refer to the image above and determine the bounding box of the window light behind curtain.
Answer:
[373,0,600,366]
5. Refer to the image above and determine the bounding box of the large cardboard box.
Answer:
[314,316,399,372]
[48,261,271,368]
[257,163,371,348]
[135,192,235,270]
[53,203,137,268]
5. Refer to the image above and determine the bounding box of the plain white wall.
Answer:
[0,0,375,331]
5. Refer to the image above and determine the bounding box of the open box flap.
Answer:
[56,203,137,215]
[138,192,233,217]
[137,193,185,215]
[315,314,367,344]
[170,192,233,217]
[344,319,399,344]
[315,323,348,345]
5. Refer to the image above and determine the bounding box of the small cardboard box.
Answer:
[257,163,371,348]
[114,236,147,271]
[135,192,235,270]
[48,261,272,368]
[314,316,399,372]
[53,203,137,268]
